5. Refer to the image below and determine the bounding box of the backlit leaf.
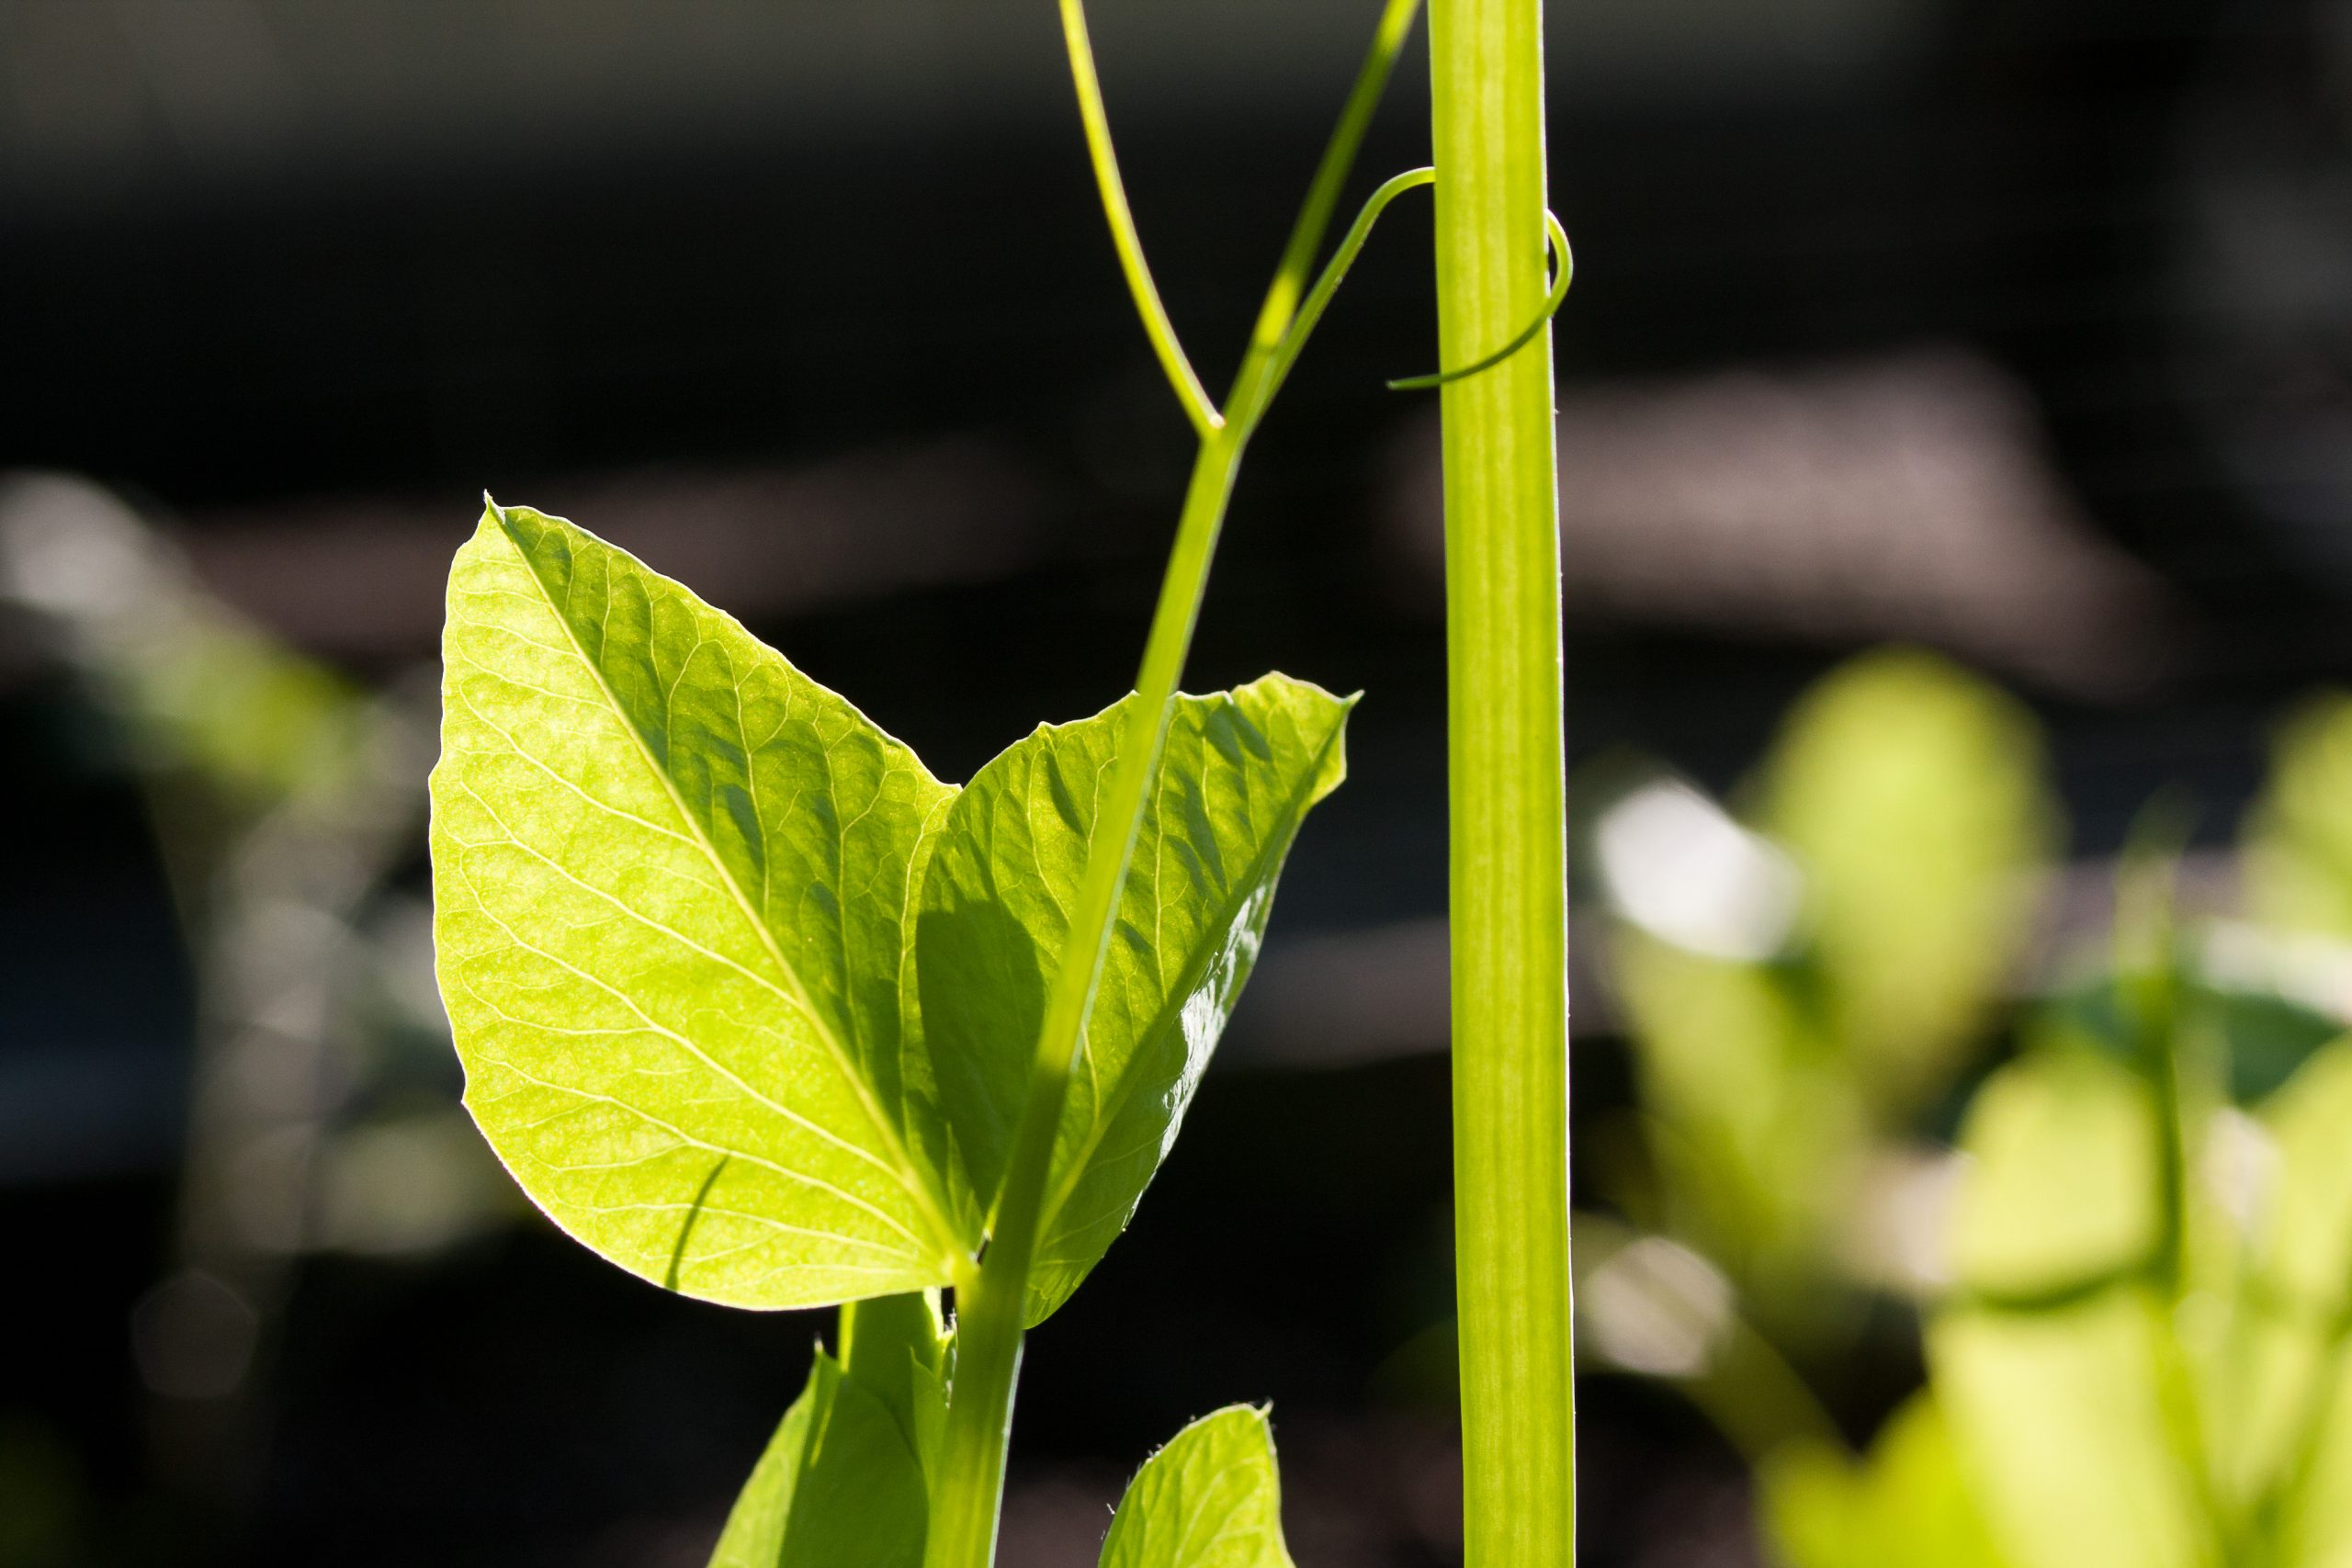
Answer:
[1100,1405,1295,1568]
[707,1349,927,1568]
[836,1290,951,1472]
[916,677,1352,1324]
[431,502,966,1308]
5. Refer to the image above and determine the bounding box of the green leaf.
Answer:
[1759,1392,2012,1568]
[2254,1037,2352,1322]
[2208,1038,2352,1549]
[431,502,966,1308]
[2244,693,2352,940]
[1609,931,1863,1325]
[916,676,1352,1325]
[837,1290,950,1472]
[1929,1292,2214,1568]
[1945,1048,2155,1305]
[1100,1405,1295,1568]
[1929,1046,2214,1568]
[1758,649,2056,1120]
[2278,1389,2352,1568]
[708,1349,927,1568]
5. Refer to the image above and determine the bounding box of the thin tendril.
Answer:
[1388,209,1573,390]
[1257,166,1436,409]
[1058,0,1223,436]
[1228,0,1426,427]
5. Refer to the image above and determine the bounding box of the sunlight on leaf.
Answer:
[1100,1405,1295,1568]
[432,502,966,1308]
[837,1290,951,1472]
[917,677,1352,1325]
[708,1348,928,1568]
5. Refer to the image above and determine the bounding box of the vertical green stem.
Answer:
[1428,2,1576,1566]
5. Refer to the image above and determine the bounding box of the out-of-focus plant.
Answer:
[1582,649,2352,1568]
[0,476,495,1510]
[420,0,1581,1561]
[1588,648,2056,1363]
[1875,919,2352,1566]
[432,501,1351,1568]
[2244,692,2352,942]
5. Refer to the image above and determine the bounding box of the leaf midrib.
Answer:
[1035,704,1345,1263]
[495,507,963,1273]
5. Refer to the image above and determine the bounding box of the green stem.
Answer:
[924,6,1429,1563]
[1428,1,1576,1565]
[924,434,1243,1568]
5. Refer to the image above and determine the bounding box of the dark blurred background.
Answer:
[3,0,2348,1563]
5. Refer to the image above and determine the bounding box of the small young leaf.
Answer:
[1100,1405,1295,1568]
[837,1290,950,1472]
[708,1350,927,1568]
[432,502,967,1308]
[916,676,1353,1324]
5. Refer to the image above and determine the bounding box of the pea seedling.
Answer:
[427,3,1572,1564]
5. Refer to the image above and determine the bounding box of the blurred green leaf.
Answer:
[1945,1049,2155,1305]
[2245,694,2352,941]
[1759,649,2055,1119]
[708,1348,928,1568]
[2254,1037,2352,1320]
[2267,1351,2352,1568]
[1611,934,1861,1325]
[1933,1043,2215,1568]
[1759,1392,2011,1568]
[2210,986,2344,1106]
[2205,1039,2352,1551]
[432,502,967,1308]
[1930,1291,2215,1568]
[134,615,365,805]
[1099,1405,1295,1568]
[917,677,1351,1326]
